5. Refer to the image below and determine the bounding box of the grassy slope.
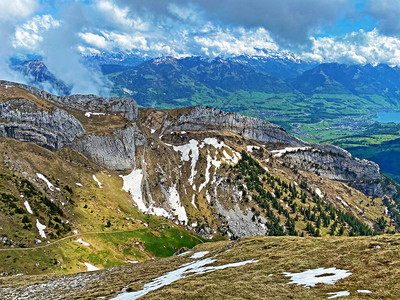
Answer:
[0,138,205,275]
[3,234,400,299]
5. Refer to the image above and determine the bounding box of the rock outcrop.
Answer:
[68,126,139,170]
[0,98,85,150]
[162,106,307,146]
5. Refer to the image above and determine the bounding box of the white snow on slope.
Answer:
[191,194,197,208]
[357,290,372,294]
[198,154,212,192]
[315,188,324,198]
[36,219,46,239]
[112,257,258,300]
[246,145,260,153]
[283,267,352,288]
[24,201,33,214]
[190,251,209,259]
[121,169,146,212]
[150,207,170,219]
[173,139,199,186]
[36,173,55,191]
[85,112,105,117]
[327,291,350,299]
[336,196,348,207]
[84,262,99,271]
[202,138,225,149]
[75,238,90,247]
[168,185,188,224]
[75,182,83,187]
[92,175,103,189]
[271,147,311,157]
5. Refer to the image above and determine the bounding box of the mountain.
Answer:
[292,63,400,106]
[12,57,400,186]
[82,51,148,67]
[82,51,148,76]
[0,81,398,277]
[12,60,71,96]
[229,54,316,80]
[109,56,300,111]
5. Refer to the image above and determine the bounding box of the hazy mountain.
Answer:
[12,59,71,95]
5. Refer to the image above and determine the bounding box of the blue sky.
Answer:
[2,0,400,93]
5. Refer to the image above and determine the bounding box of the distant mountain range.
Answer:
[10,54,400,184]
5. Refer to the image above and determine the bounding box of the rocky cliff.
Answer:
[0,80,396,240]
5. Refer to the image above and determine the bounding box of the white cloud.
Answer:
[79,32,109,49]
[303,29,400,66]
[13,15,60,50]
[96,0,149,31]
[79,31,149,52]
[194,26,279,57]
[106,32,149,51]
[0,0,38,22]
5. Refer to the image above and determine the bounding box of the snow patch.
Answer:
[246,145,260,153]
[84,262,99,271]
[75,182,83,187]
[75,238,90,247]
[85,112,105,117]
[151,207,170,219]
[198,154,212,192]
[203,138,225,149]
[336,196,348,207]
[283,267,352,288]
[173,140,199,186]
[168,185,188,224]
[121,169,147,212]
[357,290,372,294]
[112,257,257,300]
[92,175,103,189]
[150,129,156,134]
[177,251,191,257]
[36,173,55,191]
[191,194,197,209]
[24,201,33,214]
[327,291,350,299]
[36,219,46,239]
[190,251,209,259]
[271,147,311,157]
[127,260,139,264]
[315,188,323,198]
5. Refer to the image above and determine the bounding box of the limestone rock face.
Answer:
[162,106,307,146]
[68,126,139,170]
[0,98,85,150]
[0,80,138,122]
[283,149,380,181]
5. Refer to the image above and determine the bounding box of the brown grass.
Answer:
[2,234,400,299]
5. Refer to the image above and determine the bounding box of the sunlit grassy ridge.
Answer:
[3,234,400,299]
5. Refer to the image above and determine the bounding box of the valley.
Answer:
[99,57,400,185]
